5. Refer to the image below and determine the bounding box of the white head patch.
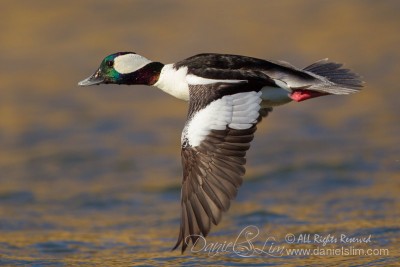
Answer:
[113,53,152,74]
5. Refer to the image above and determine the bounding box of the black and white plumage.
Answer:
[78,52,363,252]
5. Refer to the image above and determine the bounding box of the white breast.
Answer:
[154,64,190,101]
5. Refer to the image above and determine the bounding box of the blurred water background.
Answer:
[0,0,399,266]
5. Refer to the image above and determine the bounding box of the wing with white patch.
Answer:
[174,85,272,252]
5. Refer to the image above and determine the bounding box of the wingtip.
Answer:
[172,234,189,254]
[171,244,185,254]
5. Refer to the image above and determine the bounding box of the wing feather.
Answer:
[174,84,273,253]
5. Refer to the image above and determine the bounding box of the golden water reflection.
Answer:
[0,1,399,266]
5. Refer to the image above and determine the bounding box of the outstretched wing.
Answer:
[173,82,272,252]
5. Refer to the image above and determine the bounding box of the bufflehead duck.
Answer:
[78,52,363,252]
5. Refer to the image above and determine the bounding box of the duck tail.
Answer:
[303,59,364,94]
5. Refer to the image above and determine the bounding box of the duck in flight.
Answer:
[78,52,363,252]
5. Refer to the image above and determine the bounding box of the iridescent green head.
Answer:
[78,52,163,86]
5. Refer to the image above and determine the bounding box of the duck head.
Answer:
[78,52,163,86]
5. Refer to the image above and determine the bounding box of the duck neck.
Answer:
[122,62,164,85]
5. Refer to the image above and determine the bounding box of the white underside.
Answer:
[183,91,262,147]
[260,86,292,106]
[154,64,292,105]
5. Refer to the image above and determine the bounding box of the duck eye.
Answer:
[106,60,114,67]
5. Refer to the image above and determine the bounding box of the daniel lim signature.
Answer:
[186,225,285,257]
